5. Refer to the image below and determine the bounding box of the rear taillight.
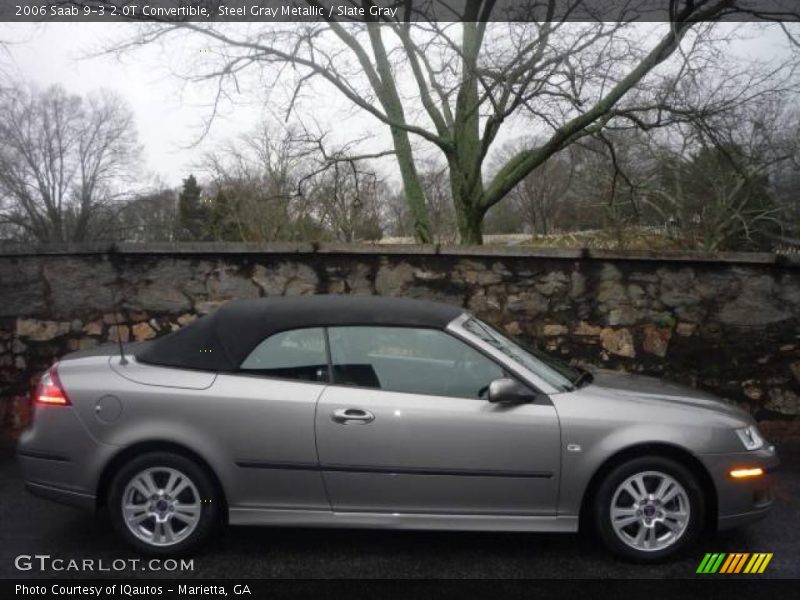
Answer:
[33,365,71,406]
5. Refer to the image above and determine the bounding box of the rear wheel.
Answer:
[593,456,705,562]
[108,452,219,555]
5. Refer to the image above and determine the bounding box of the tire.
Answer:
[593,455,705,562]
[108,451,220,555]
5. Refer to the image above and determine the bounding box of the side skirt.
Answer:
[228,508,578,532]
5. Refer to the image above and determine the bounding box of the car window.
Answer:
[240,327,328,383]
[462,318,577,392]
[327,326,504,399]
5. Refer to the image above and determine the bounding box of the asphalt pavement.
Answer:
[1,440,798,579]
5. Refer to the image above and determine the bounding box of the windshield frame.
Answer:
[447,314,579,395]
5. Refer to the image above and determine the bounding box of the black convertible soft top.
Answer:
[136,295,464,371]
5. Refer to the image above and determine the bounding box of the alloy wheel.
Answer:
[121,466,202,547]
[609,470,691,552]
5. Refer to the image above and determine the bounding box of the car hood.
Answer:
[583,369,749,420]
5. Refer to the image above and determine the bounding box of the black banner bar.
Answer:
[4,579,800,600]
[1,1,800,23]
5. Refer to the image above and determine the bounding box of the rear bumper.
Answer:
[16,404,115,510]
[699,445,779,531]
[17,449,98,510]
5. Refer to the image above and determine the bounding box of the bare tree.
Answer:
[117,187,178,242]
[202,124,306,241]
[418,165,458,243]
[101,0,800,244]
[640,99,797,251]
[650,150,780,251]
[285,126,396,241]
[0,84,140,242]
[308,161,386,242]
[382,163,458,242]
[771,143,800,246]
[0,39,10,88]
[565,132,655,241]
[573,87,799,251]
[493,140,574,235]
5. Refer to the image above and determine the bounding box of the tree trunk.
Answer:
[390,125,433,243]
[457,208,484,245]
[363,23,433,245]
[451,19,484,245]
[451,172,485,245]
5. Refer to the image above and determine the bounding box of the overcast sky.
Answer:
[0,22,796,190]
[1,23,274,188]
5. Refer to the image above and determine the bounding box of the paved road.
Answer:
[1,441,798,579]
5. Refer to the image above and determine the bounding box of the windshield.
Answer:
[462,318,581,393]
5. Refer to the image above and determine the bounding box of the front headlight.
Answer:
[735,425,765,451]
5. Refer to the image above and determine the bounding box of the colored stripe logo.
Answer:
[696,553,773,574]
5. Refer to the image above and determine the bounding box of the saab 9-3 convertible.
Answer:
[18,295,777,561]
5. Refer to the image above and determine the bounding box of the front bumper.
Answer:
[699,444,779,531]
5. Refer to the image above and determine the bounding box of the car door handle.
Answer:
[331,408,375,424]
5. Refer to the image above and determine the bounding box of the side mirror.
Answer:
[488,378,538,405]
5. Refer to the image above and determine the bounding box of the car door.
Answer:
[314,326,561,516]
[211,327,330,510]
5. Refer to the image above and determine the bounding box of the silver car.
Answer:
[17,295,778,561]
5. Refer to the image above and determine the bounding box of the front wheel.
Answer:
[108,452,220,555]
[593,456,705,562]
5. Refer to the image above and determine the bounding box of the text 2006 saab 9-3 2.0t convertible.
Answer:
[17,295,778,561]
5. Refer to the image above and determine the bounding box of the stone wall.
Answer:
[1,243,799,436]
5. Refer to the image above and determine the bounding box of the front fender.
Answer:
[556,421,717,516]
